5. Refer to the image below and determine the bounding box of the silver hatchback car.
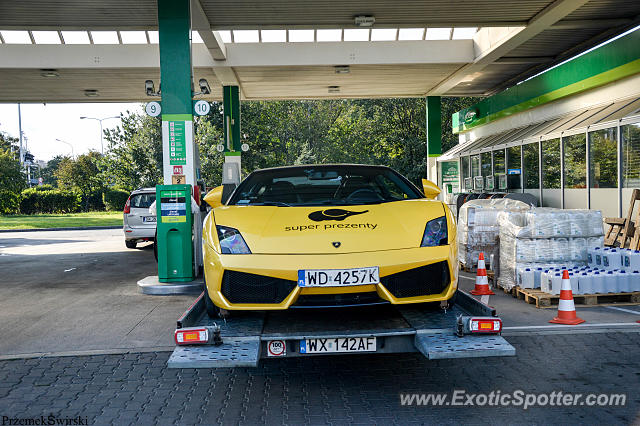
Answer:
[123,188,156,249]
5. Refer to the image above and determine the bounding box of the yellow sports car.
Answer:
[202,164,457,317]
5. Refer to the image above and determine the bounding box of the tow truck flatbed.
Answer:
[168,290,515,368]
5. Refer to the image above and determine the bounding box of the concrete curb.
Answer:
[0,225,122,233]
[0,346,175,361]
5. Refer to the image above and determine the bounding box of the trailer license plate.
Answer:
[297,267,379,287]
[299,337,376,354]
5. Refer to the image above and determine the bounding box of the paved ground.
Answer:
[1,229,640,424]
[0,333,638,425]
[457,274,640,330]
[0,229,193,356]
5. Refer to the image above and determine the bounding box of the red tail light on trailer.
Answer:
[175,328,209,345]
[468,317,502,333]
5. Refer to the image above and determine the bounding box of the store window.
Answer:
[481,152,492,177]
[506,146,522,189]
[542,138,561,189]
[589,128,617,188]
[563,133,586,188]
[622,123,640,188]
[471,155,481,177]
[493,149,505,176]
[523,142,539,189]
[461,156,470,180]
[507,146,521,172]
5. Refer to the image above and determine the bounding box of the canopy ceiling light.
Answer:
[328,86,340,93]
[84,89,99,97]
[40,69,59,78]
[354,15,375,27]
[334,65,350,74]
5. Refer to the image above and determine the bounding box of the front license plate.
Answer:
[142,216,156,223]
[297,267,379,287]
[299,337,376,354]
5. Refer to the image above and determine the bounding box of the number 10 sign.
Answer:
[193,100,211,116]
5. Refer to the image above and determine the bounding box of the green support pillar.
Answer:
[426,96,442,184]
[223,86,241,153]
[155,0,195,283]
[222,86,242,187]
[158,0,197,185]
[426,96,442,157]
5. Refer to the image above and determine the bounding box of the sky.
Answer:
[0,103,143,161]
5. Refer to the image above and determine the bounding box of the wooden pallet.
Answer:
[513,286,640,309]
[459,262,475,273]
[605,188,640,249]
[459,262,495,282]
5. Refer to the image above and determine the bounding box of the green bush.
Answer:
[19,188,80,214]
[103,188,130,211]
[0,189,21,214]
[33,184,55,192]
[82,190,105,212]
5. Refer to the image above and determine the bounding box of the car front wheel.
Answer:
[203,281,230,319]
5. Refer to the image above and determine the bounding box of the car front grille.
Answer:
[221,270,297,304]
[380,261,450,298]
[293,292,388,308]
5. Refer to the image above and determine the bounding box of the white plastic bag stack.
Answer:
[457,198,531,271]
[497,208,604,291]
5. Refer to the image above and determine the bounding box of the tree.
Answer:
[0,131,19,156]
[0,149,26,214]
[39,155,67,187]
[194,97,480,187]
[102,111,163,191]
[56,151,104,211]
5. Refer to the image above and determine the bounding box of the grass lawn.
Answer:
[0,211,123,230]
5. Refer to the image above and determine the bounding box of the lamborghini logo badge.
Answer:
[308,209,368,222]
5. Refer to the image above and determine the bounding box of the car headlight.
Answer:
[216,226,251,254]
[421,216,448,247]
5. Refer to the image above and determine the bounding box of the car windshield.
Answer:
[228,166,423,206]
[131,193,155,209]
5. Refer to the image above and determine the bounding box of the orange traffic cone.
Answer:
[471,252,494,296]
[549,270,585,325]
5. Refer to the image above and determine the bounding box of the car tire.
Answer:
[203,281,230,319]
[445,290,458,308]
[153,232,158,262]
[422,290,458,311]
[125,240,137,249]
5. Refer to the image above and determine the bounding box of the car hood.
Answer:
[210,200,448,254]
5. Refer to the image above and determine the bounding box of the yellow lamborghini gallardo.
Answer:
[202,164,457,317]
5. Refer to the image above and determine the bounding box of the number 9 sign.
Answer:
[145,101,161,117]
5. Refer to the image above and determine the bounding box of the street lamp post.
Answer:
[55,138,74,157]
[80,116,120,155]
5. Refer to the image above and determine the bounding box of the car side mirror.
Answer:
[422,179,441,199]
[203,185,224,208]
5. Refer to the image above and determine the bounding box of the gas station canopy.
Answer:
[1,0,639,102]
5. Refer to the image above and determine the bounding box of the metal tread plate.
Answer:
[261,305,411,338]
[398,305,468,330]
[167,337,260,368]
[193,312,266,337]
[415,331,515,360]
